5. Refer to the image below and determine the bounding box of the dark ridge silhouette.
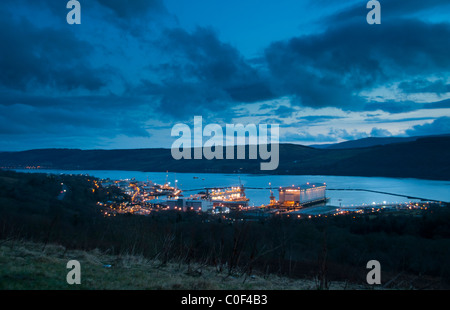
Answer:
[0,135,449,180]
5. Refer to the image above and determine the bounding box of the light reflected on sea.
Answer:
[14,169,450,208]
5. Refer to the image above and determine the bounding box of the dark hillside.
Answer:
[0,136,449,180]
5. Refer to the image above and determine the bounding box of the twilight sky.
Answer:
[1,0,450,151]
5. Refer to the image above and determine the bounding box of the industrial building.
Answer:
[205,185,249,210]
[164,197,214,212]
[273,183,327,209]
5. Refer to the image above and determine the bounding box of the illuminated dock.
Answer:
[267,183,327,210]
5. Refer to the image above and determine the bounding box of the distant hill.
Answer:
[309,136,419,149]
[309,134,450,150]
[0,135,449,180]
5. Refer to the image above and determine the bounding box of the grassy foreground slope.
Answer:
[1,169,450,290]
[0,240,366,290]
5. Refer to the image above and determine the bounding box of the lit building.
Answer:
[206,185,249,210]
[277,183,327,208]
[164,197,213,212]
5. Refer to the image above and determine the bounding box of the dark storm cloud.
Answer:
[365,116,434,124]
[399,79,450,94]
[0,16,106,92]
[405,117,450,136]
[272,105,298,118]
[140,80,230,118]
[366,98,450,114]
[256,104,301,119]
[2,0,449,150]
[264,19,450,112]
[258,118,286,125]
[95,0,167,19]
[0,103,151,138]
[93,0,175,36]
[425,99,450,109]
[297,115,345,124]
[140,27,274,119]
[0,104,109,135]
[0,90,151,114]
[322,0,450,26]
[364,100,421,114]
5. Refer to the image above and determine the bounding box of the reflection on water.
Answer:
[14,169,450,207]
